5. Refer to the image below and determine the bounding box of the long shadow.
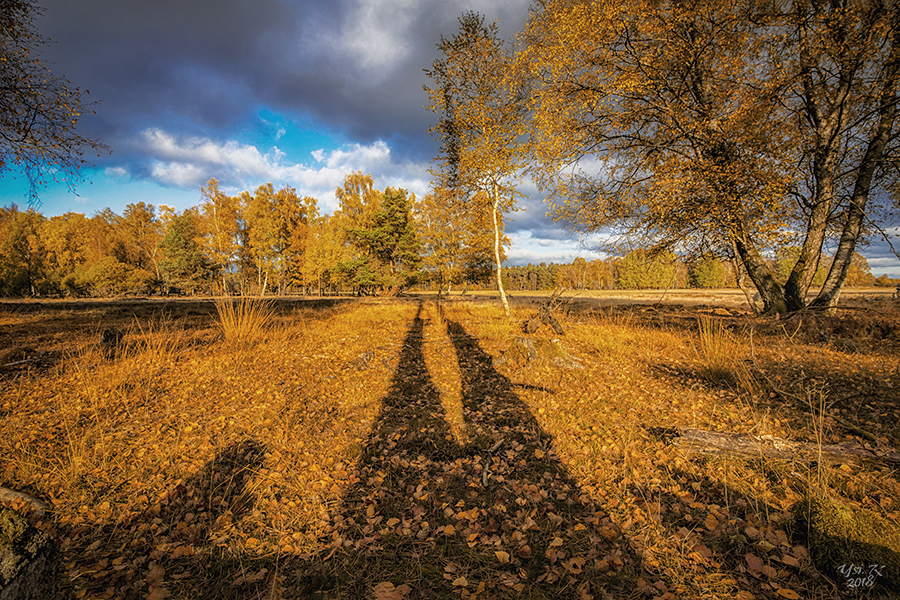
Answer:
[47,303,900,598]
[295,304,637,598]
[60,439,268,600]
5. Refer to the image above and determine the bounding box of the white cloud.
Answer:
[506,231,605,266]
[137,128,430,211]
[104,166,131,179]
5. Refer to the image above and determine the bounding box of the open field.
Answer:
[1,295,900,599]
[416,288,897,311]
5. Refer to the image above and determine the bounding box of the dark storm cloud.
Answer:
[36,0,531,162]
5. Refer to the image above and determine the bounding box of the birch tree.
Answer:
[520,0,900,314]
[198,178,241,294]
[426,11,525,316]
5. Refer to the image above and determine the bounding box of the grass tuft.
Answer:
[215,296,275,347]
[696,315,735,381]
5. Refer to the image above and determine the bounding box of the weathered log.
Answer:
[651,427,900,467]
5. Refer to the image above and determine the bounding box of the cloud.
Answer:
[506,231,606,266]
[104,166,130,179]
[138,128,430,210]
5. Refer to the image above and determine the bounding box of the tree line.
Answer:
[0,169,880,297]
[504,250,879,293]
[0,173,430,297]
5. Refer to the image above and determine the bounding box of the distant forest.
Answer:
[0,173,886,298]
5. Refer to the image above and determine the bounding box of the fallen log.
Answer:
[651,427,900,467]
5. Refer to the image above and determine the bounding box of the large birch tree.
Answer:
[520,0,900,314]
[425,11,525,316]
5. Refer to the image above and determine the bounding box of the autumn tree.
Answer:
[242,183,311,295]
[520,0,900,314]
[119,202,162,278]
[521,0,798,312]
[332,172,383,294]
[304,213,343,296]
[690,254,727,289]
[617,249,679,290]
[460,190,508,291]
[158,210,210,294]
[844,253,875,287]
[415,187,466,294]
[0,206,46,295]
[280,192,317,293]
[40,211,90,292]
[426,11,525,316]
[0,0,107,204]
[197,178,242,294]
[787,1,900,309]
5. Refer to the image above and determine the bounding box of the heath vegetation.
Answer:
[1,295,898,599]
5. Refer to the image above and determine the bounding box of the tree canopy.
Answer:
[519,0,900,313]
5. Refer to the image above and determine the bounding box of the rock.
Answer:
[0,507,59,600]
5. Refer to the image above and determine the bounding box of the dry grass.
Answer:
[215,296,276,348]
[1,297,899,599]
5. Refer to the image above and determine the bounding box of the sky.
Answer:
[1,0,899,275]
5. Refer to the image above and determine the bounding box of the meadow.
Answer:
[1,293,899,599]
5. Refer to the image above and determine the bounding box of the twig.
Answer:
[1,351,45,368]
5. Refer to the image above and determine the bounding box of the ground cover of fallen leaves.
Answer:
[1,296,898,599]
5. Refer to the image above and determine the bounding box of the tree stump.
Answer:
[521,288,566,335]
[100,327,124,357]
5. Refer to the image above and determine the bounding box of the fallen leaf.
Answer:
[776,589,800,599]
[780,554,800,567]
[374,582,412,600]
[745,553,764,574]
[495,550,510,564]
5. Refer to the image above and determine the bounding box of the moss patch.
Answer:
[794,495,900,597]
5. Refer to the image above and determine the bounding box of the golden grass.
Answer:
[215,295,275,348]
[0,298,898,599]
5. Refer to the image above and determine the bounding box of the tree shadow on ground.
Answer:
[292,303,638,598]
[60,439,268,599]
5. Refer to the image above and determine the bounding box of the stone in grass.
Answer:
[0,507,58,600]
[793,494,900,598]
[100,326,124,357]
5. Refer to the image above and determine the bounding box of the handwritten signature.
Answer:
[837,564,886,589]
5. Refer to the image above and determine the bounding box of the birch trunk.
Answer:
[492,183,511,318]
